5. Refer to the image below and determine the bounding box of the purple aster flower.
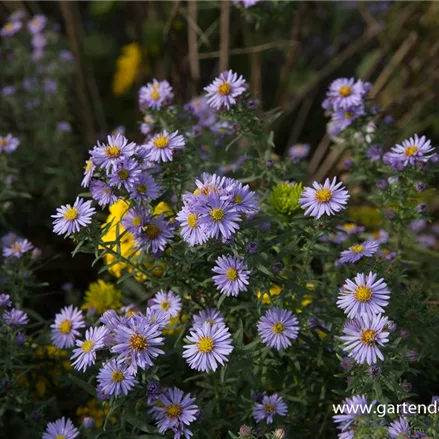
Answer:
[257,307,299,350]
[15,332,27,345]
[193,308,225,330]
[151,387,198,434]
[121,205,149,234]
[150,290,182,318]
[222,181,259,214]
[340,356,355,371]
[245,241,258,254]
[89,134,136,172]
[417,203,427,214]
[368,364,382,379]
[1,86,16,96]
[340,313,389,365]
[176,206,209,246]
[57,121,72,133]
[366,144,383,162]
[326,77,368,110]
[388,417,410,438]
[183,321,234,372]
[71,326,107,372]
[211,121,234,137]
[9,10,25,22]
[333,394,370,432]
[108,158,141,191]
[50,305,85,349]
[52,197,96,236]
[133,214,174,253]
[42,417,79,439]
[253,393,287,424]
[97,359,138,397]
[212,255,250,297]
[0,134,20,154]
[339,240,379,264]
[233,0,260,7]
[111,312,165,373]
[415,181,427,192]
[28,15,47,33]
[139,79,174,110]
[407,350,418,363]
[299,177,349,219]
[338,223,365,236]
[288,143,310,163]
[383,208,396,220]
[32,33,47,49]
[337,272,390,319]
[129,171,160,202]
[140,114,154,135]
[142,130,185,163]
[204,70,246,110]
[0,21,22,37]
[59,50,74,61]
[410,219,427,233]
[331,106,365,134]
[417,234,436,249]
[3,308,29,327]
[196,193,241,240]
[82,417,95,429]
[147,380,162,401]
[0,294,11,308]
[388,134,435,167]
[2,238,34,259]
[90,180,118,207]
[80,159,97,187]
[376,179,388,191]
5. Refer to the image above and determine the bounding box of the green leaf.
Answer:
[67,375,96,397]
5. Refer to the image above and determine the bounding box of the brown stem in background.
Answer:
[219,0,230,72]
[188,0,200,94]
[275,3,302,108]
[60,1,96,147]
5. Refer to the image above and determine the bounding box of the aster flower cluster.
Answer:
[176,172,258,246]
[1,232,36,260]
[323,77,371,137]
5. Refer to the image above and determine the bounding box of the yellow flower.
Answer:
[112,43,142,96]
[154,201,174,221]
[162,313,188,336]
[347,206,381,226]
[82,280,122,315]
[256,284,283,304]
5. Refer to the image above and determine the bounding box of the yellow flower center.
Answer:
[165,403,182,418]
[351,244,364,254]
[234,195,243,204]
[360,329,376,345]
[58,319,72,334]
[55,435,66,439]
[343,223,355,231]
[210,208,224,221]
[129,334,148,352]
[344,112,353,119]
[160,301,170,311]
[118,169,129,180]
[315,188,333,203]
[84,160,93,172]
[0,138,6,147]
[105,145,121,158]
[272,322,285,334]
[187,213,198,228]
[131,216,142,227]
[111,370,124,383]
[150,90,160,100]
[144,224,160,240]
[153,135,169,149]
[226,268,238,281]
[137,184,147,193]
[5,23,14,31]
[81,339,95,353]
[339,85,352,97]
[354,286,372,302]
[10,243,22,253]
[263,403,275,413]
[144,115,152,123]
[218,82,231,96]
[64,206,78,221]
[197,336,214,353]
[405,145,418,157]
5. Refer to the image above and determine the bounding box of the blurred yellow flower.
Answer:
[77,398,115,428]
[82,280,122,315]
[112,43,142,96]
[347,206,381,226]
[256,283,283,304]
